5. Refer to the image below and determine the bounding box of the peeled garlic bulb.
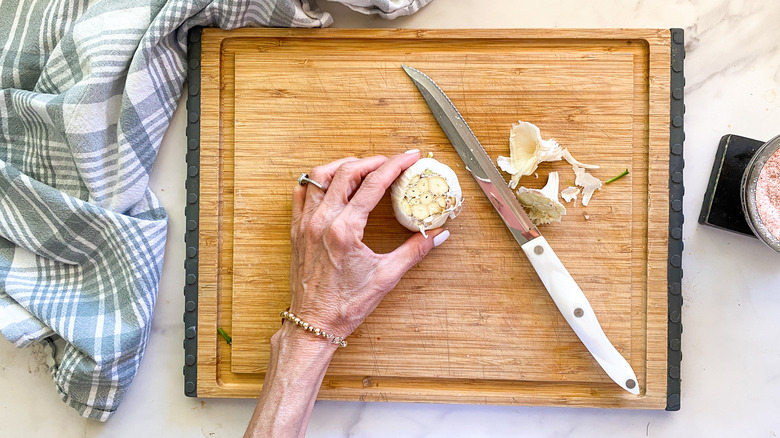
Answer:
[391,157,463,235]
[497,121,599,189]
[515,171,566,225]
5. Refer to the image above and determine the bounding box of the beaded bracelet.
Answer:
[280,310,347,348]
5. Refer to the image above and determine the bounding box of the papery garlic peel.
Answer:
[515,171,566,225]
[497,121,598,189]
[391,157,463,235]
[572,164,603,206]
[560,186,581,204]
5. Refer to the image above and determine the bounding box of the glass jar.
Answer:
[742,134,780,253]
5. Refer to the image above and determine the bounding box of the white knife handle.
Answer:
[520,236,640,395]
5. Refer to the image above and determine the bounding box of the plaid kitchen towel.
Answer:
[0,0,432,421]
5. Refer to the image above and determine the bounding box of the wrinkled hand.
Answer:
[288,150,449,340]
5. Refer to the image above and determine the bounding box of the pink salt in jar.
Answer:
[742,135,780,252]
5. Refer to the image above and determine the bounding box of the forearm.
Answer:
[244,323,337,438]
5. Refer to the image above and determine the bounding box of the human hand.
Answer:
[288,150,450,342]
[245,151,449,437]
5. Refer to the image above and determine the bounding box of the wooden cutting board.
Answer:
[191,28,674,408]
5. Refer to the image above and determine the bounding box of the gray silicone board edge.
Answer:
[666,27,684,411]
[183,26,202,397]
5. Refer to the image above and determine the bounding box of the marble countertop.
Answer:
[2,0,780,436]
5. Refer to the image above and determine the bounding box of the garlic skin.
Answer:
[391,157,463,235]
[572,165,602,206]
[560,186,581,204]
[497,121,599,189]
[515,171,566,225]
[562,149,599,170]
[497,122,562,189]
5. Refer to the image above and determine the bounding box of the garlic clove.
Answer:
[427,176,449,195]
[515,171,566,225]
[414,177,430,193]
[400,199,412,215]
[412,204,429,220]
[420,191,435,205]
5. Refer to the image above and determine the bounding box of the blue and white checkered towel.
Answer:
[0,0,432,421]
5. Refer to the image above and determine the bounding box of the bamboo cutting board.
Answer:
[189,28,681,409]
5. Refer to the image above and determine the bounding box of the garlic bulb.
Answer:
[391,157,463,235]
[497,121,599,189]
[515,171,566,225]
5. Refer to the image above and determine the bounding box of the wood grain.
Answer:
[197,28,670,408]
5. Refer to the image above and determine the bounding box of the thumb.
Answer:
[379,228,451,281]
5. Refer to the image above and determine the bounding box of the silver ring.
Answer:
[298,173,325,191]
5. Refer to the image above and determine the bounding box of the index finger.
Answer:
[302,156,359,218]
[342,149,420,222]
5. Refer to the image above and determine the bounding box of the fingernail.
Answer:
[433,229,450,247]
[404,149,420,154]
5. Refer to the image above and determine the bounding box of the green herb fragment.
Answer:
[605,169,629,184]
[218,327,232,345]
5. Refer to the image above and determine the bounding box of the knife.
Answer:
[402,65,640,395]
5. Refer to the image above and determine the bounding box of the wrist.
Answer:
[270,321,339,363]
[280,310,348,348]
[246,320,336,438]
